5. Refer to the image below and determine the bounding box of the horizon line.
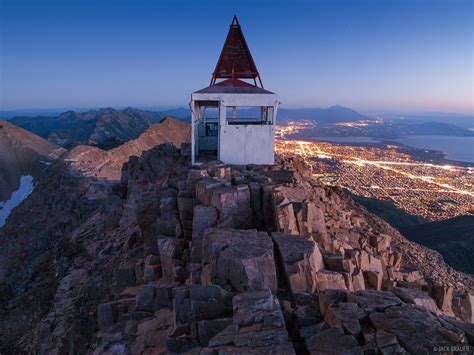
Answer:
[1,105,473,117]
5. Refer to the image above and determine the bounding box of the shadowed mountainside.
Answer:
[350,194,474,274]
[350,194,428,230]
[401,216,474,274]
[0,119,65,202]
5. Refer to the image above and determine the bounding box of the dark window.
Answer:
[205,122,218,136]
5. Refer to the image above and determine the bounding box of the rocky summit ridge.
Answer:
[0,141,473,354]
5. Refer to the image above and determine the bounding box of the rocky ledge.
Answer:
[1,143,473,354]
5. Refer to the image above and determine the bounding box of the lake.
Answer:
[394,136,474,163]
[314,136,381,144]
[313,135,474,163]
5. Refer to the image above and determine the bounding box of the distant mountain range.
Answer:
[188,105,370,123]
[7,107,174,148]
[1,105,368,122]
[278,105,370,122]
[4,105,473,152]
[0,107,192,120]
[2,106,370,149]
[372,112,474,130]
[3,106,472,126]
[407,121,474,136]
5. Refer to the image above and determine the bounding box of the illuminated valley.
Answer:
[276,121,474,221]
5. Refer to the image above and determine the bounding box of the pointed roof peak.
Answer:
[231,15,240,27]
[211,16,263,88]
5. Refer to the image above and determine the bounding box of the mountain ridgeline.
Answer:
[9,107,169,149]
[6,106,370,150]
[7,105,473,154]
[173,105,371,123]
[278,105,370,122]
[63,117,191,180]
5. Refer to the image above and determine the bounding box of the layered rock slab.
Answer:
[201,228,277,293]
[272,232,324,293]
[369,305,473,353]
[207,289,295,354]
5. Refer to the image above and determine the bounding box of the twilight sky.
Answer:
[1,0,473,113]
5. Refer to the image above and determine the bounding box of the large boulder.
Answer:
[201,228,277,292]
[276,200,299,235]
[131,308,174,354]
[190,285,233,321]
[305,326,362,354]
[365,270,383,291]
[158,238,187,282]
[369,305,470,353]
[369,234,391,253]
[196,181,252,229]
[186,169,209,192]
[272,232,324,293]
[190,205,218,263]
[351,268,366,291]
[392,287,439,314]
[197,318,233,346]
[295,201,327,237]
[452,293,474,324]
[325,302,365,336]
[316,270,347,292]
[207,290,294,353]
[192,205,218,241]
[431,285,453,314]
[347,290,402,313]
[155,196,181,237]
[293,292,324,327]
[136,279,178,312]
[374,329,405,353]
[360,252,385,290]
[319,289,348,317]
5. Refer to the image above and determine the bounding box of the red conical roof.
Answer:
[211,16,263,87]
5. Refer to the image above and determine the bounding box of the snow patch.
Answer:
[0,175,34,228]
